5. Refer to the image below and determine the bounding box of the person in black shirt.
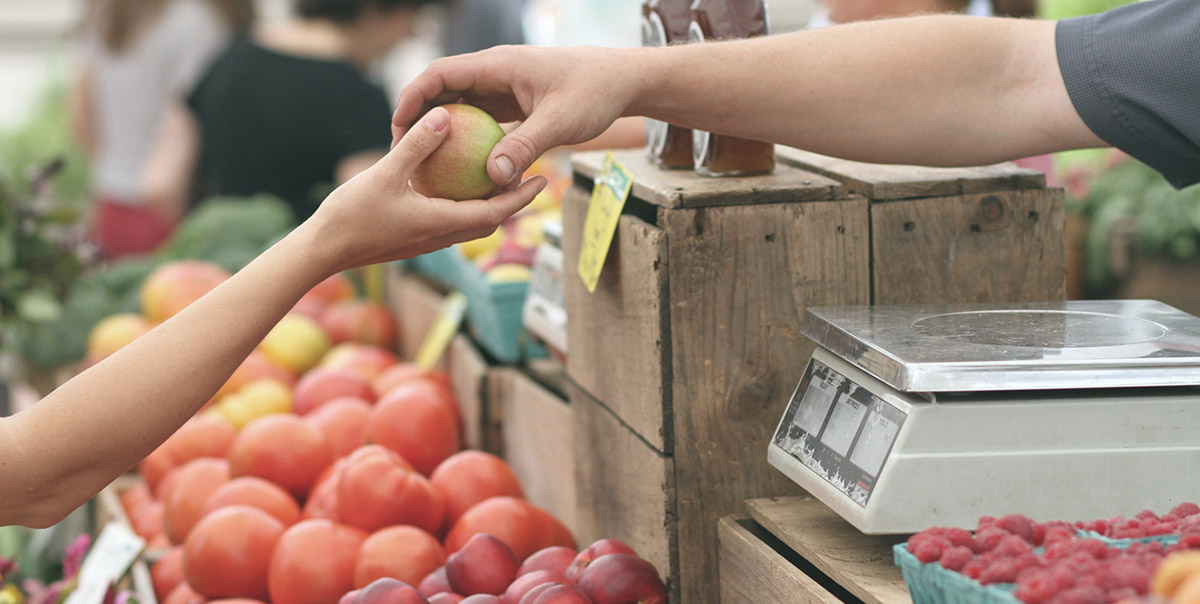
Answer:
[144,0,439,222]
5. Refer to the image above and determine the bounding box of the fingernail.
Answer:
[422,107,448,132]
[494,155,515,184]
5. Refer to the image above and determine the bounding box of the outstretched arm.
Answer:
[0,107,547,528]
[393,15,1103,186]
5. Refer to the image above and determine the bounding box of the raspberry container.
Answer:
[893,543,1021,604]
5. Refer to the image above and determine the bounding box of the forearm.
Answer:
[629,16,1102,166]
[0,222,335,527]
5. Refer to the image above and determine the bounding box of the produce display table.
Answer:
[561,148,1064,603]
[719,496,908,604]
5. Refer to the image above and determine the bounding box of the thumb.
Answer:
[486,115,564,187]
[381,106,451,182]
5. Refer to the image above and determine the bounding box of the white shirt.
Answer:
[79,0,229,201]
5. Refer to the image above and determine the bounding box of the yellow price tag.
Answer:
[577,152,634,293]
[414,291,468,370]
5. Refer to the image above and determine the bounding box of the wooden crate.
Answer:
[719,497,909,604]
[562,149,1065,604]
[487,365,577,532]
[94,475,164,604]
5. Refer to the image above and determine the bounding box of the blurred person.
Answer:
[441,0,526,56]
[142,0,440,224]
[0,106,549,529]
[70,0,255,259]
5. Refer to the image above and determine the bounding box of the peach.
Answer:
[293,368,376,415]
[445,534,519,596]
[410,104,505,201]
[503,570,568,604]
[350,578,427,604]
[419,566,452,598]
[86,313,152,362]
[140,260,230,322]
[426,595,463,604]
[516,547,576,578]
[519,583,591,604]
[320,301,398,350]
[321,343,399,381]
[459,596,502,604]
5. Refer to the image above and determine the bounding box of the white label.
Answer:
[64,523,145,604]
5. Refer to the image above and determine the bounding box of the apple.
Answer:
[459,596,503,604]
[577,554,665,604]
[419,566,453,597]
[564,540,637,583]
[520,583,592,604]
[410,104,505,201]
[445,534,519,596]
[503,570,568,604]
[427,594,464,604]
[351,578,428,604]
[517,547,577,578]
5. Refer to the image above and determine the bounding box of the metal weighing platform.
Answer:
[767,300,1200,534]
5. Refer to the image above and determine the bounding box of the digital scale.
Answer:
[768,300,1200,534]
[522,218,567,360]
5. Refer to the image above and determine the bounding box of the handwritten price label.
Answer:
[577,152,633,293]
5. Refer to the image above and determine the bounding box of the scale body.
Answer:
[767,300,1200,534]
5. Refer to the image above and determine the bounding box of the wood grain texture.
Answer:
[445,334,489,451]
[746,497,910,604]
[385,265,449,365]
[491,367,578,532]
[563,185,672,452]
[870,189,1067,304]
[570,381,676,601]
[776,146,1047,200]
[664,198,872,604]
[570,150,847,209]
[718,516,844,604]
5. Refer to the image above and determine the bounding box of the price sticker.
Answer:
[414,291,468,371]
[577,152,633,293]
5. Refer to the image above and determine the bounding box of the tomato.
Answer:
[444,497,575,561]
[183,506,284,599]
[292,368,376,416]
[430,451,525,529]
[366,382,461,476]
[268,519,367,604]
[204,476,301,526]
[218,351,297,400]
[163,414,237,465]
[227,414,333,499]
[336,445,444,534]
[140,443,176,497]
[372,364,453,401]
[354,525,446,588]
[162,458,231,544]
[163,582,206,604]
[151,547,185,602]
[302,457,347,521]
[304,397,372,458]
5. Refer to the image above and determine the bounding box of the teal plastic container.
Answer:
[893,544,1021,604]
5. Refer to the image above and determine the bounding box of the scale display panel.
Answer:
[772,356,907,507]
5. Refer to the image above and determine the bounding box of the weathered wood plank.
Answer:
[562,185,672,452]
[385,265,448,365]
[718,516,844,604]
[777,146,1047,200]
[490,367,577,533]
[445,334,489,451]
[870,189,1067,304]
[570,150,847,209]
[747,497,910,604]
[570,382,676,601]
[664,198,871,604]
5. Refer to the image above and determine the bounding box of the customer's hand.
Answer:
[307,105,548,274]
[392,45,640,189]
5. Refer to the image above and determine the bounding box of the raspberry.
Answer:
[974,527,1011,553]
[1076,539,1111,560]
[1101,557,1152,593]
[1015,571,1060,604]
[998,514,1038,543]
[1169,502,1200,519]
[1173,533,1200,551]
[1035,521,1075,546]
[995,535,1036,558]
[1044,539,1078,562]
[1145,521,1177,536]
[1012,553,1041,575]
[1043,528,1077,547]
[977,515,998,531]
[962,559,986,580]
[1048,565,1077,590]
[1050,584,1106,604]
[1135,509,1160,521]
[980,558,1019,585]
[909,538,945,564]
[938,546,974,572]
[925,526,976,550]
[1106,587,1138,603]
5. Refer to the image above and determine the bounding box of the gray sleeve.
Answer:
[1056,0,1200,189]
[442,0,527,56]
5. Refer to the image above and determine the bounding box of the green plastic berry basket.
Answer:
[894,544,1021,604]
[1075,530,1180,548]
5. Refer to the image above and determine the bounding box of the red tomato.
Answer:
[183,506,284,599]
[268,519,367,604]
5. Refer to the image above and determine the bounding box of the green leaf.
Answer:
[17,288,63,323]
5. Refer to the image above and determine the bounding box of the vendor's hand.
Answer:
[392,45,638,188]
[307,105,548,273]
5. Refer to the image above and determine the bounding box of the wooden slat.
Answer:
[870,189,1067,304]
[746,497,910,604]
[570,150,846,209]
[445,334,489,451]
[385,265,449,365]
[663,198,872,604]
[718,516,844,604]
[562,186,672,452]
[777,146,1047,200]
[570,382,676,601]
[491,367,577,532]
